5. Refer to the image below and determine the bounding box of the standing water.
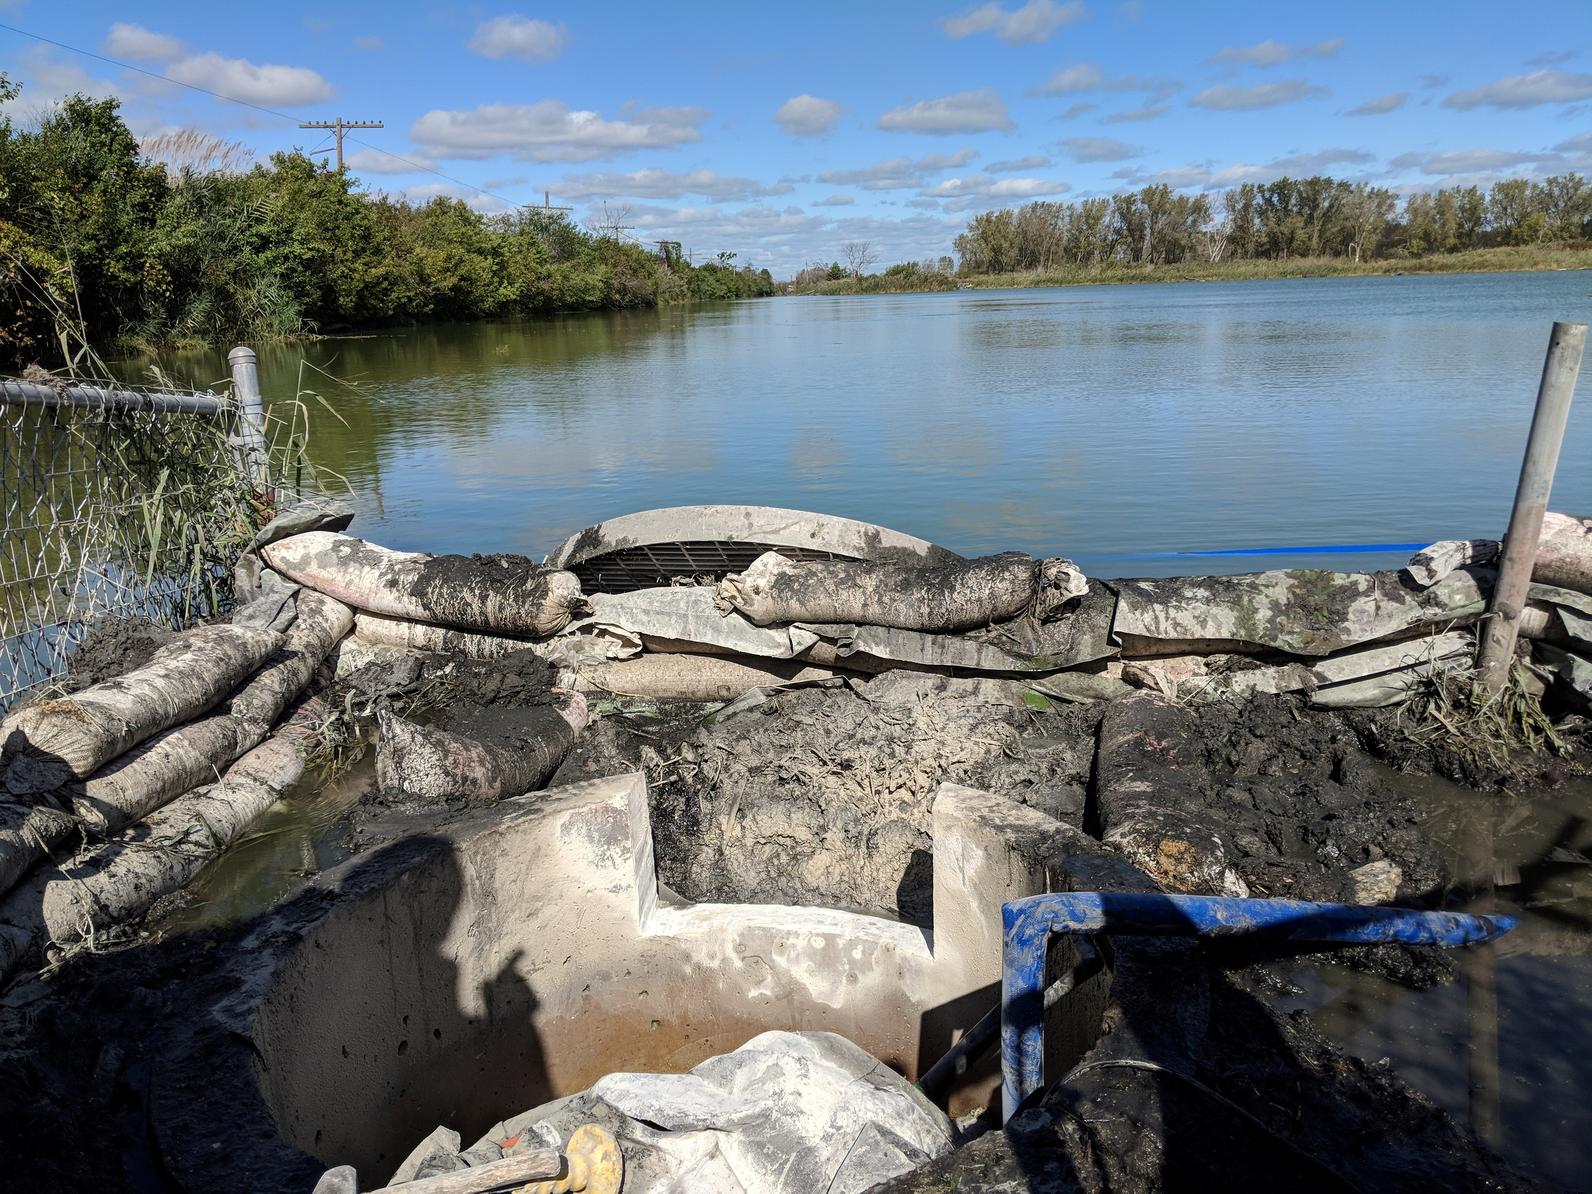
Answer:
[134,270,1591,576]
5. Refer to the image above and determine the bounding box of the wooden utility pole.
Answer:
[298,117,384,171]
[532,191,574,215]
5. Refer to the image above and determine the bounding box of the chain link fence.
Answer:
[0,369,273,713]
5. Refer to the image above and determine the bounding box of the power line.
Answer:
[0,20,529,211]
[299,117,383,172]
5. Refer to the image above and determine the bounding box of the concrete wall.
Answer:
[224,774,1106,1182]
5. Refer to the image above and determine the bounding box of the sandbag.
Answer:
[1108,567,1490,659]
[1403,539,1500,588]
[353,610,637,666]
[374,694,588,802]
[0,623,283,797]
[568,586,818,660]
[561,653,844,702]
[1175,631,1475,708]
[263,531,586,637]
[1535,512,1592,594]
[0,696,328,978]
[715,551,1086,632]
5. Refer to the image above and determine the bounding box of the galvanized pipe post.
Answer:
[227,345,269,484]
[1477,321,1586,691]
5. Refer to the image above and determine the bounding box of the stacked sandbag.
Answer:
[0,695,332,978]
[263,531,587,637]
[375,691,589,802]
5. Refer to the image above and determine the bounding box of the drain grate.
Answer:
[571,540,859,595]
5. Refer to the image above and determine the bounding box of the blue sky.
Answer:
[1,0,1588,274]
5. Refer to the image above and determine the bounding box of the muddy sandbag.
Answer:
[0,802,76,897]
[1535,512,1592,594]
[1520,583,1592,650]
[1108,567,1490,659]
[0,696,327,978]
[562,653,845,702]
[715,551,1086,632]
[799,585,1118,675]
[61,590,353,838]
[1096,694,1250,897]
[570,586,819,659]
[375,693,588,802]
[417,1031,953,1194]
[1403,539,1500,587]
[263,531,586,637]
[1533,642,1592,707]
[0,623,283,797]
[352,610,638,668]
[1175,631,1475,708]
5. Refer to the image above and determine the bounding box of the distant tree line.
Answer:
[0,78,774,369]
[952,174,1592,274]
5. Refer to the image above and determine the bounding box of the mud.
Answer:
[58,616,173,695]
[410,550,586,633]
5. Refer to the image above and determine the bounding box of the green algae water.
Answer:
[134,270,1590,578]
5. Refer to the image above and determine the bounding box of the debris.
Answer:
[1347,859,1404,904]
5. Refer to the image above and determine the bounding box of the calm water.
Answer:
[140,270,1591,576]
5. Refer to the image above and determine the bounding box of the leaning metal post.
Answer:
[998,891,1515,1123]
[1477,321,1586,691]
[227,345,269,484]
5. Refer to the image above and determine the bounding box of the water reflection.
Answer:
[125,272,1590,576]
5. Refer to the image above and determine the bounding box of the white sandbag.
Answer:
[0,623,283,797]
[1404,539,1500,587]
[567,586,819,659]
[263,531,586,637]
[562,654,844,702]
[1535,513,1592,595]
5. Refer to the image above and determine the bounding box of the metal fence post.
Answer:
[1477,321,1586,692]
[227,345,268,483]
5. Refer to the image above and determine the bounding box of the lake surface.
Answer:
[143,271,1591,576]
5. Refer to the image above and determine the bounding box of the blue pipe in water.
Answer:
[999,891,1515,1122]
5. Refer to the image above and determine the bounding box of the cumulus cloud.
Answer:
[1345,91,1407,116]
[1190,79,1327,110]
[343,148,437,174]
[1060,136,1140,162]
[1442,69,1592,109]
[1034,62,1174,95]
[878,89,1013,134]
[1389,148,1554,175]
[410,101,708,162]
[775,94,844,135]
[922,174,1070,198]
[552,168,792,202]
[1102,103,1169,123]
[1554,131,1592,153]
[468,15,570,63]
[1206,38,1343,67]
[818,149,978,190]
[987,153,1053,171]
[166,52,333,106]
[941,0,1086,44]
[813,193,855,206]
[103,22,184,62]
[1527,50,1578,67]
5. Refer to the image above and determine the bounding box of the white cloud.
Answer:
[775,94,844,135]
[1389,148,1552,175]
[103,23,184,62]
[399,182,509,213]
[353,35,384,51]
[1207,38,1343,67]
[1034,62,1173,95]
[1345,91,1407,116]
[922,174,1071,198]
[1054,101,1098,119]
[1527,51,1578,67]
[818,149,979,190]
[1102,102,1169,123]
[410,101,708,162]
[468,15,570,63]
[343,148,437,174]
[942,0,1086,44]
[1060,135,1139,161]
[165,52,333,106]
[878,88,1013,134]
[1554,131,1592,153]
[813,193,855,206]
[1442,69,1592,110]
[553,168,792,202]
[1115,146,1374,191]
[1190,79,1327,110]
[987,153,1052,171]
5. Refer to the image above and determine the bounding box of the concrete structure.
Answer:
[150,774,1108,1192]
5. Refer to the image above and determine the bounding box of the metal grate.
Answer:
[571,541,859,595]
[0,375,268,712]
